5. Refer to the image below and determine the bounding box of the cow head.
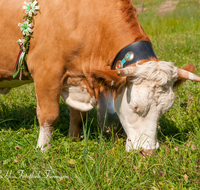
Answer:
[92,60,200,152]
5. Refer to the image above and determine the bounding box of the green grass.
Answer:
[132,0,167,7]
[1,0,200,189]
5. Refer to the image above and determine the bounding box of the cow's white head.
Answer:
[114,61,178,151]
[92,60,200,152]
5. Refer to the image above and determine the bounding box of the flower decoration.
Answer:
[14,0,40,79]
[18,20,33,36]
[17,38,26,51]
[23,0,40,17]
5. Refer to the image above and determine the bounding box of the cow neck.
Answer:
[111,41,157,70]
[13,0,40,79]
[87,0,151,70]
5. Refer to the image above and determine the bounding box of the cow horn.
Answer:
[178,68,200,82]
[117,66,137,77]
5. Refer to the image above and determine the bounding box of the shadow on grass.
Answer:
[0,102,69,131]
[0,101,102,139]
[158,114,194,143]
[0,103,36,130]
[0,100,194,144]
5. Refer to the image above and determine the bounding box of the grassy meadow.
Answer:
[0,0,200,189]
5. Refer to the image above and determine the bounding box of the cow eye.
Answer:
[130,101,139,112]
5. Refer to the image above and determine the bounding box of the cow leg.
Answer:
[68,106,87,140]
[35,83,61,152]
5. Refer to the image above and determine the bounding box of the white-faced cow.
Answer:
[0,0,200,154]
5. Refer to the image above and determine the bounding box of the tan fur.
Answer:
[0,0,150,147]
[0,0,149,119]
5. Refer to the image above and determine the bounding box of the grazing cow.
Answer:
[0,0,200,154]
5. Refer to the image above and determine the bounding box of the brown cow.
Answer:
[1,0,200,153]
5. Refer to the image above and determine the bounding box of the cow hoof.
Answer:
[37,143,51,153]
[139,149,154,158]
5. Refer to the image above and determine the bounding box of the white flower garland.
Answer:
[18,21,33,36]
[13,0,40,79]
[23,0,40,17]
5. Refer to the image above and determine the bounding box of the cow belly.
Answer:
[0,79,33,88]
[61,86,95,112]
[0,79,33,94]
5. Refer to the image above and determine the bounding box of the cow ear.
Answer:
[90,70,126,90]
[174,64,195,87]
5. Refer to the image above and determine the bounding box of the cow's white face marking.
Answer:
[114,61,178,151]
[61,85,95,112]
